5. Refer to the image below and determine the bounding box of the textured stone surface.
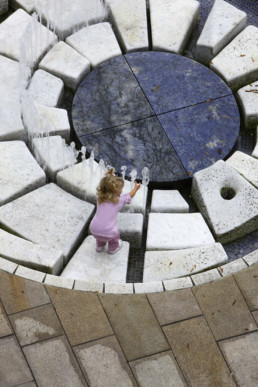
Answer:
[28,69,64,107]
[144,243,227,281]
[0,229,63,275]
[66,22,121,67]
[0,183,95,263]
[106,0,148,52]
[0,141,45,206]
[0,302,12,337]
[74,336,137,386]
[146,213,215,250]
[237,81,258,130]
[15,266,46,283]
[35,104,70,141]
[74,280,103,293]
[211,25,258,90]
[61,235,130,283]
[9,0,37,12]
[23,336,87,386]
[0,9,57,65]
[0,256,18,274]
[149,0,200,54]
[99,294,170,361]
[163,276,193,291]
[151,190,189,213]
[130,351,187,387]
[252,126,258,158]
[196,0,247,64]
[191,160,258,243]
[105,282,134,294]
[134,281,164,294]
[191,268,221,285]
[44,275,74,289]
[9,304,64,346]
[218,258,248,276]
[163,317,236,386]
[226,150,258,188]
[243,249,258,266]
[233,263,258,310]
[192,276,257,340]
[39,41,90,91]
[47,286,113,346]
[219,332,258,387]
[148,288,201,325]
[117,213,143,248]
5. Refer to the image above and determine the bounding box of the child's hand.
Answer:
[134,181,141,191]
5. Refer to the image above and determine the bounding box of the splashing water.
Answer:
[121,165,127,180]
[129,169,137,189]
[142,167,150,210]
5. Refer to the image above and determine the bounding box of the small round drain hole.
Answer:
[220,187,236,200]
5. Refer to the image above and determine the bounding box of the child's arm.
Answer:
[129,181,141,198]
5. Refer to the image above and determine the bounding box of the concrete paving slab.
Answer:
[211,25,258,90]
[0,256,18,274]
[149,0,200,54]
[39,41,90,91]
[35,104,70,141]
[192,275,257,340]
[253,310,258,324]
[16,382,37,387]
[218,258,248,276]
[0,336,33,386]
[23,336,87,386]
[99,294,170,361]
[226,151,258,188]
[15,266,46,283]
[130,351,187,387]
[44,274,74,289]
[196,0,246,65]
[66,22,122,68]
[74,280,103,293]
[0,270,50,315]
[105,282,134,294]
[163,316,236,386]
[150,190,189,213]
[237,81,258,130]
[219,332,258,387]
[0,141,46,206]
[47,286,113,346]
[106,0,148,52]
[74,335,137,386]
[243,249,258,266]
[9,304,64,346]
[0,302,12,337]
[134,281,163,294]
[148,288,202,325]
[233,263,258,311]
[163,276,193,291]
[28,69,64,107]
[191,268,221,285]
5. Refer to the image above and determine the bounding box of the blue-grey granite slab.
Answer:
[72,55,154,135]
[158,95,240,174]
[125,51,233,115]
[79,117,188,183]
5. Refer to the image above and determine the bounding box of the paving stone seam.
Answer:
[6,302,51,317]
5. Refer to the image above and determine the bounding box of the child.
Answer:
[90,168,141,254]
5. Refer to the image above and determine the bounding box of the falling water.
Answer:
[129,168,137,189]
[141,167,150,210]
[121,165,127,180]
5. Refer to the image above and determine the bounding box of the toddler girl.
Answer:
[90,168,141,254]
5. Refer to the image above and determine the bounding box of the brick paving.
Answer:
[0,264,257,386]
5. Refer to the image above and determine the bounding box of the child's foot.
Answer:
[96,246,105,252]
[108,240,123,254]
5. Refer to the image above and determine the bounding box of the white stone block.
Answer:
[149,0,200,54]
[218,258,248,277]
[66,22,122,68]
[134,281,164,294]
[34,104,70,141]
[191,269,221,285]
[146,213,215,250]
[15,266,46,282]
[252,127,258,158]
[0,229,63,275]
[237,81,258,130]
[39,41,90,91]
[143,243,228,282]
[106,0,148,52]
[28,70,64,107]
[32,136,76,181]
[57,159,148,213]
[191,160,258,243]
[74,280,103,293]
[10,0,37,13]
[151,190,189,213]
[0,0,8,15]
[0,183,95,263]
[242,250,258,266]
[117,213,143,248]
[163,276,193,291]
[0,9,57,66]
[0,141,46,206]
[226,151,258,188]
[196,0,246,65]
[0,256,18,274]
[61,235,129,283]
[44,274,74,289]
[104,282,134,294]
[211,26,258,90]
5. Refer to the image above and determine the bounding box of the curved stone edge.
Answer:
[0,249,257,294]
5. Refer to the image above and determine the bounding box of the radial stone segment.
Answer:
[35,104,70,141]
[149,0,200,54]
[237,81,258,130]
[0,141,46,206]
[226,151,258,188]
[28,69,64,107]
[191,160,258,243]
[196,0,247,65]
[0,183,95,263]
[151,190,189,213]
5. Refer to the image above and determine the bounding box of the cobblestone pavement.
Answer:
[0,264,257,386]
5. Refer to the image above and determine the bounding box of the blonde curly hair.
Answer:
[97,168,124,204]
